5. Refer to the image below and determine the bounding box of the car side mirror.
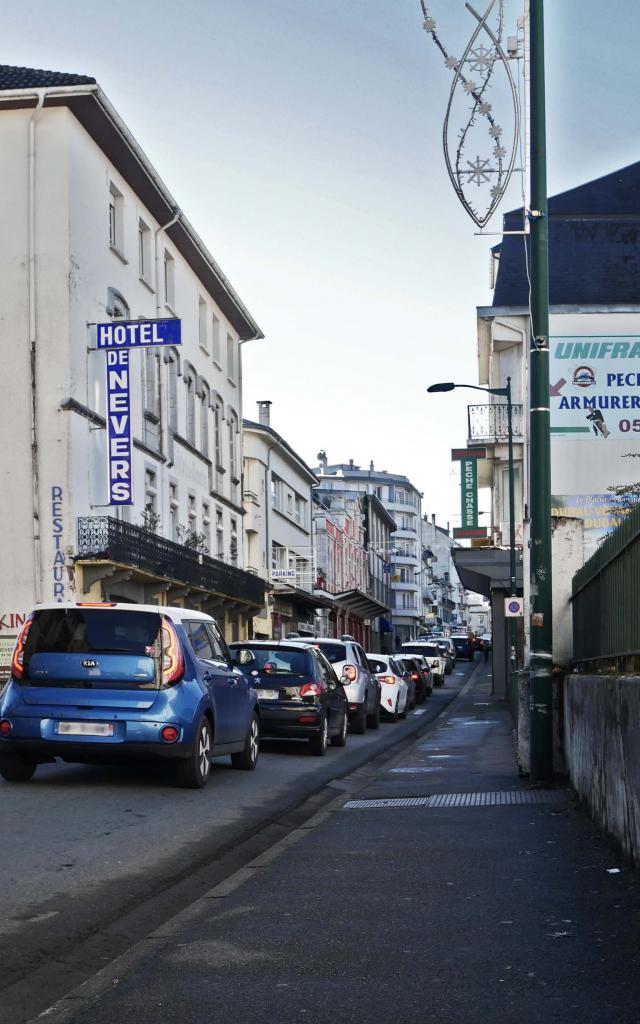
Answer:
[340,675,349,686]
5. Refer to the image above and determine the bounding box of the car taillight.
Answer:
[160,725,180,743]
[343,664,357,682]
[11,619,32,681]
[378,674,396,685]
[299,682,324,698]
[161,618,184,688]
[0,719,11,736]
[411,673,420,681]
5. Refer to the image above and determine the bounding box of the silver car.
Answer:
[306,636,381,732]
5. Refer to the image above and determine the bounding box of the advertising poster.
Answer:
[551,494,625,559]
[550,335,640,440]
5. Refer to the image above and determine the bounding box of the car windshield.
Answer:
[24,608,162,659]
[313,642,347,664]
[234,647,313,676]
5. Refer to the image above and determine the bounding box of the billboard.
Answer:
[551,494,625,559]
[550,335,640,440]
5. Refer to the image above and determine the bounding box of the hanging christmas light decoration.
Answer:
[419,0,521,228]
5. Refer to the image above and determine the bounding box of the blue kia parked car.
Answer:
[0,603,259,788]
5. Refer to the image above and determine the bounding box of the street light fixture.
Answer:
[427,378,517,666]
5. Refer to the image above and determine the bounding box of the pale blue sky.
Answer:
[4,1,639,524]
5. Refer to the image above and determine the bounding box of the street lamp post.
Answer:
[427,379,517,662]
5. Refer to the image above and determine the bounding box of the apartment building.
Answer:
[0,64,265,655]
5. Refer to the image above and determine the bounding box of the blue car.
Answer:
[0,602,259,788]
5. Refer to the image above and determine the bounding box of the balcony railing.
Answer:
[467,403,524,443]
[77,516,266,607]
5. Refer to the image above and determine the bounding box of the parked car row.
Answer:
[0,604,439,790]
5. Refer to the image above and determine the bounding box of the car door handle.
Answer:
[203,670,213,681]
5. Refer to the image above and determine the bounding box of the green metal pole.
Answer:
[528,0,554,781]
[506,377,517,673]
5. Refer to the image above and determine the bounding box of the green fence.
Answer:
[572,502,640,670]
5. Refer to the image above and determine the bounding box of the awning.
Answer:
[332,588,391,620]
[273,585,334,610]
[452,547,523,599]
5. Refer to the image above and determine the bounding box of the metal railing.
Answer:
[467,403,524,443]
[572,503,640,670]
[77,516,266,607]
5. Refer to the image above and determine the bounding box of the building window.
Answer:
[271,474,282,509]
[216,507,224,559]
[271,541,287,572]
[294,494,304,525]
[166,352,178,433]
[228,410,239,500]
[198,296,208,353]
[212,313,221,365]
[188,492,197,535]
[107,287,130,320]
[200,382,210,458]
[142,350,161,450]
[164,249,175,309]
[213,396,224,471]
[185,368,196,446]
[169,482,179,542]
[109,183,124,254]
[138,219,151,282]
[226,333,236,384]
[144,468,157,517]
[230,518,238,566]
[202,501,211,553]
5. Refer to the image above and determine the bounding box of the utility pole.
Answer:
[528,0,553,781]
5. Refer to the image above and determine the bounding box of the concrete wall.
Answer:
[564,675,640,865]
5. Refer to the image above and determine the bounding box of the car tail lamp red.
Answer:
[343,664,357,682]
[161,618,184,688]
[411,673,420,681]
[11,619,32,681]
[379,674,396,685]
[0,719,11,736]
[160,725,179,743]
[298,714,318,724]
[299,682,324,698]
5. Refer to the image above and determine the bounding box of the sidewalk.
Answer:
[41,662,640,1024]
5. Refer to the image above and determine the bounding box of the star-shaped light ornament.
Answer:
[469,45,495,73]
[464,156,492,186]
[479,102,492,115]
[445,56,459,70]
[489,124,502,139]
[490,184,503,199]
[494,145,507,159]
[423,17,436,32]
[463,79,478,94]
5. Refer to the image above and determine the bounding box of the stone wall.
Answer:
[564,675,640,865]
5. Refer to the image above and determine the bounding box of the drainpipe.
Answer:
[28,91,46,603]
[155,211,180,460]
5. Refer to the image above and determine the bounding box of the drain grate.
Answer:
[343,789,571,810]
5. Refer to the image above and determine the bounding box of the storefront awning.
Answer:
[452,547,523,599]
[332,588,390,620]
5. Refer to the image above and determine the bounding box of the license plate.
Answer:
[57,722,114,737]
[256,689,279,700]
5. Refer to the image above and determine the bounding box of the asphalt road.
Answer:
[0,663,474,1024]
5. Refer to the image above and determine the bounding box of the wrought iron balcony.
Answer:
[467,403,524,443]
[77,516,266,607]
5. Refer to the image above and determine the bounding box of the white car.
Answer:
[400,642,446,686]
[366,653,409,721]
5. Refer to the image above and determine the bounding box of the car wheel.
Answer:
[350,701,367,735]
[330,710,348,747]
[309,714,328,756]
[231,713,259,771]
[176,716,212,789]
[0,755,37,782]
[366,699,381,730]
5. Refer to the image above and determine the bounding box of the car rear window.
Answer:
[313,642,347,664]
[403,644,440,657]
[24,608,162,661]
[233,647,313,676]
[452,637,470,647]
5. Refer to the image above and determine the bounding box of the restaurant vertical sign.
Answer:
[451,447,487,540]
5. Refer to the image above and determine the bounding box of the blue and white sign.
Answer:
[551,335,640,440]
[96,318,181,349]
[106,350,133,505]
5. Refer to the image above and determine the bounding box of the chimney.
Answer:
[257,400,272,427]
[432,514,436,525]
[316,450,328,471]
[369,460,374,471]
[349,459,354,468]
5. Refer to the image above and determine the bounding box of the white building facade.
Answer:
[0,66,265,661]
[243,402,322,639]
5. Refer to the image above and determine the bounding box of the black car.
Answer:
[229,641,348,755]
[451,635,475,661]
